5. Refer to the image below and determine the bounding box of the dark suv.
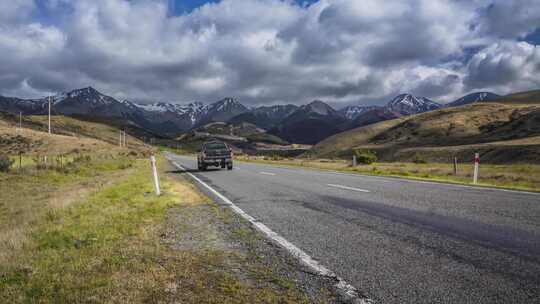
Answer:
[197,141,233,171]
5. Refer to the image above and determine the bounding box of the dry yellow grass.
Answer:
[0,156,316,303]
[311,102,540,163]
[0,155,135,267]
[310,116,406,157]
[496,89,540,104]
[0,114,151,156]
[1,112,320,302]
[0,126,119,155]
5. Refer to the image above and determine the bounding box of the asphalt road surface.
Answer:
[167,153,540,304]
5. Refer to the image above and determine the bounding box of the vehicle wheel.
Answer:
[201,164,207,171]
[227,164,233,170]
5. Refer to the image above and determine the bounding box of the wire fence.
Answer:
[0,153,122,174]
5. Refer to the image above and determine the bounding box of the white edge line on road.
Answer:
[167,156,372,304]
[259,171,276,176]
[328,184,370,193]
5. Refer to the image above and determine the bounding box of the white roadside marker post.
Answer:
[151,155,161,196]
[352,155,357,167]
[473,153,480,184]
[119,131,123,147]
[48,96,51,134]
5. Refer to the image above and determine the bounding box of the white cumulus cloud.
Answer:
[0,0,539,106]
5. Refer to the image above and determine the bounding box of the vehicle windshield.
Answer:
[205,142,227,150]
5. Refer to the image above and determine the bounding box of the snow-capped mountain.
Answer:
[338,105,379,120]
[0,96,48,114]
[0,87,452,141]
[51,87,136,117]
[386,94,441,115]
[55,87,117,105]
[269,100,348,144]
[446,92,500,108]
[0,87,249,136]
[299,100,339,116]
[194,97,249,127]
[228,104,298,130]
[126,98,250,132]
[133,102,200,114]
[0,87,133,117]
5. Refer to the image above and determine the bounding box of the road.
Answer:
[167,153,540,304]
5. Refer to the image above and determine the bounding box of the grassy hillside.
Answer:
[496,89,540,105]
[194,121,289,145]
[311,102,540,163]
[0,112,150,155]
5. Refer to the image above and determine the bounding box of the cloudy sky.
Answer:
[1,0,539,107]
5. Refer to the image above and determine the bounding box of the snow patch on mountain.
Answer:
[301,100,337,116]
[446,92,500,107]
[386,94,441,115]
[339,105,379,120]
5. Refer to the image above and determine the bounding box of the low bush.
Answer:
[412,153,427,164]
[0,155,14,172]
[354,149,377,165]
[271,155,283,161]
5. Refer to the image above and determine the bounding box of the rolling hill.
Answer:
[495,90,540,105]
[0,111,150,156]
[311,102,540,163]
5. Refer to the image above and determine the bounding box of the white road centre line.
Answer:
[167,156,372,304]
[259,171,276,176]
[328,184,370,193]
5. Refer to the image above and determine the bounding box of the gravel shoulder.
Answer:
[164,162,348,303]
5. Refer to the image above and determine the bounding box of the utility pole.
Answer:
[48,96,51,134]
[119,131,123,147]
[19,112,22,130]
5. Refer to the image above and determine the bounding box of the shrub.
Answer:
[354,149,377,165]
[412,153,427,164]
[271,154,283,161]
[73,155,92,163]
[0,155,14,172]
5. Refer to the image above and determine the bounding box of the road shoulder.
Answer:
[164,161,342,303]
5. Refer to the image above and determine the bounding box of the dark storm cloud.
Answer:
[0,0,540,106]
[474,1,540,40]
[413,74,461,98]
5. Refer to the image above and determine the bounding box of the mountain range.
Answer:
[0,87,503,144]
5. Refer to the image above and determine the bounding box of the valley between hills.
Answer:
[1,87,540,165]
